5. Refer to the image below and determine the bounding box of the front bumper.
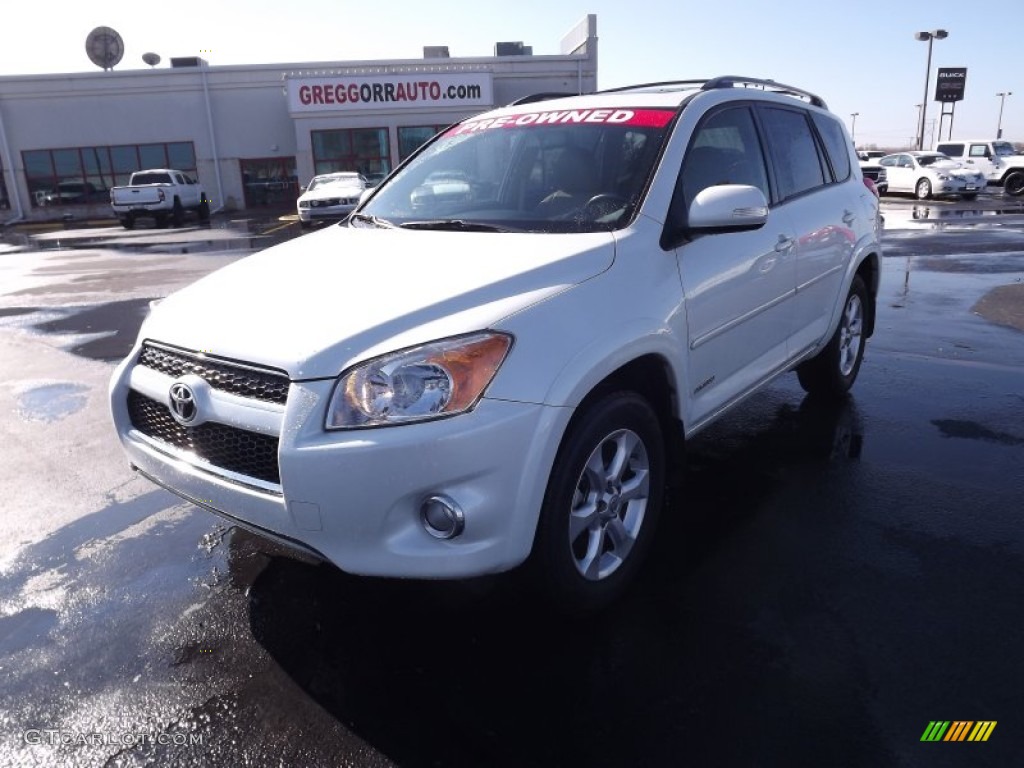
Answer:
[110,349,564,578]
[297,204,357,222]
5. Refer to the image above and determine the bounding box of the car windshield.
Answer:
[357,107,676,233]
[917,154,951,167]
[309,174,362,191]
[992,141,1018,157]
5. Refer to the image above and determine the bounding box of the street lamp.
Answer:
[850,112,859,142]
[996,92,1013,139]
[915,29,948,150]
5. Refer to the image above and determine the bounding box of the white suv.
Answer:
[110,77,881,609]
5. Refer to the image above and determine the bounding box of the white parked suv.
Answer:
[934,140,1024,196]
[110,77,881,609]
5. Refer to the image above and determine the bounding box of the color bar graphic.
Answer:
[920,720,996,742]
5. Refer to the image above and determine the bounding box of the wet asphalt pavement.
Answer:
[0,200,1022,767]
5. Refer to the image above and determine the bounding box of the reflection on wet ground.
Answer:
[16,382,90,422]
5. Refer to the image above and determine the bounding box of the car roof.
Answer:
[498,75,828,114]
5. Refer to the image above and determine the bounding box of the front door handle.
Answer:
[774,235,795,252]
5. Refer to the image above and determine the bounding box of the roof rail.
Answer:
[596,76,827,109]
[506,92,580,106]
[596,80,707,94]
[702,76,827,108]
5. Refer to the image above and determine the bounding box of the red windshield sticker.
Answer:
[446,108,675,136]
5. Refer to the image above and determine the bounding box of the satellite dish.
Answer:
[85,26,124,70]
[142,52,161,67]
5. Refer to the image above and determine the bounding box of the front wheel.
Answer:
[797,275,869,398]
[961,193,978,201]
[531,392,665,612]
[1004,171,1024,197]
[915,178,932,200]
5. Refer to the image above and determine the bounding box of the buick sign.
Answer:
[935,68,967,103]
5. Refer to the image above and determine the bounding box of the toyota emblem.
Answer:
[168,382,198,425]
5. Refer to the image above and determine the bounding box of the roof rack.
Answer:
[506,92,580,106]
[702,76,827,108]
[596,76,827,109]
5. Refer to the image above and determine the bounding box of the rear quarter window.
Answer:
[810,113,852,182]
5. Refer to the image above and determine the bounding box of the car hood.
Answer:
[300,184,363,202]
[141,225,616,379]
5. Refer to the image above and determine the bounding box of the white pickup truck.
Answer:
[110,169,210,228]
[934,140,1024,196]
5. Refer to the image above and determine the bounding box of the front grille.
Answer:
[138,343,289,405]
[128,390,280,484]
[862,168,882,182]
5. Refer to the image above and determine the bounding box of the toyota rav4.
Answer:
[110,76,882,610]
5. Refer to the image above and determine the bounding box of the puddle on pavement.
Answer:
[16,383,90,423]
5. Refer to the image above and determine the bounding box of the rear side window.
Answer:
[759,107,826,200]
[937,143,964,158]
[969,144,989,158]
[810,113,852,182]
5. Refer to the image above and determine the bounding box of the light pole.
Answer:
[850,112,859,143]
[915,29,948,150]
[996,91,1013,139]
[915,104,922,148]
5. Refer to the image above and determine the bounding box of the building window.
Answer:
[22,142,197,207]
[240,157,298,208]
[398,125,449,162]
[311,128,390,180]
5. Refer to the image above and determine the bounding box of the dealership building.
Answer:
[0,15,597,222]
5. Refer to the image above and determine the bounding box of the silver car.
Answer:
[296,172,367,227]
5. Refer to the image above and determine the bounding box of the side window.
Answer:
[879,156,896,167]
[897,155,912,168]
[759,106,826,200]
[938,143,963,158]
[969,144,989,158]
[175,174,185,184]
[675,105,770,215]
[810,112,852,182]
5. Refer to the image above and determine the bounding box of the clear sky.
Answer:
[1,0,1020,148]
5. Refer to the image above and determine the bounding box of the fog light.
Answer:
[420,495,464,540]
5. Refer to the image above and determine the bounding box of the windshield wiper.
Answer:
[348,212,396,229]
[398,219,516,233]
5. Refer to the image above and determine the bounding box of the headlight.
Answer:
[298,200,310,208]
[325,332,513,429]
[936,173,951,181]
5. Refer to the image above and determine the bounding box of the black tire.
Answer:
[121,214,135,230]
[198,198,210,221]
[155,213,169,229]
[531,391,665,613]
[300,221,313,230]
[915,178,932,200]
[961,193,977,201]
[797,275,869,398]
[171,198,184,227]
[1004,171,1024,197]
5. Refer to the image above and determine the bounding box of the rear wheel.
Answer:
[171,198,184,227]
[197,197,210,221]
[797,275,869,398]
[121,214,135,230]
[1004,171,1024,197]
[962,193,977,201]
[915,178,932,200]
[531,391,665,612]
